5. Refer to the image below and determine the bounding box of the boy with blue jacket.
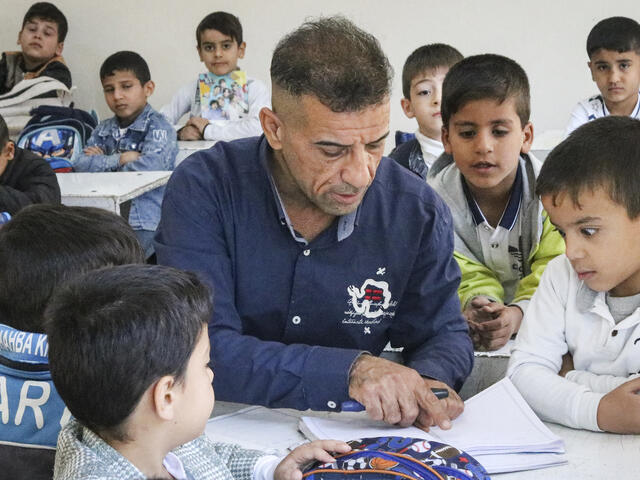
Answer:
[0,204,144,480]
[74,51,177,258]
[427,54,564,351]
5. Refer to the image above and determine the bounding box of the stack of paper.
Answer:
[300,378,567,474]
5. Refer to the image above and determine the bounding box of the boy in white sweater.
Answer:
[508,116,640,433]
[161,11,269,142]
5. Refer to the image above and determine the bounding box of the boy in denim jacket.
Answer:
[74,51,177,258]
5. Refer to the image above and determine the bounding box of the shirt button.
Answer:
[491,243,499,249]
[611,330,618,337]
[483,225,491,231]
[292,316,301,325]
[303,249,311,256]
[327,401,337,409]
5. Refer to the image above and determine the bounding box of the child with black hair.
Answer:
[427,54,564,351]
[161,11,269,141]
[0,112,60,214]
[74,51,177,258]
[509,116,640,433]
[565,17,640,135]
[0,2,71,95]
[0,204,144,480]
[46,264,349,480]
[390,43,463,178]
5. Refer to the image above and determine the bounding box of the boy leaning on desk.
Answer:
[46,264,351,480]
[508,116,640,434]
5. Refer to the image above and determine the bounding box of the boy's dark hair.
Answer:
[441,54,530,128]
[45,265,211,442]
[586,17,640,57]
[0,114,9,151]
[271,16,393,113]
[0,205,144,333]
[23,2,68,43]
[99,51,151,85]
[536,116,640,219]
[402,44,463,99]
[196,11,243,47]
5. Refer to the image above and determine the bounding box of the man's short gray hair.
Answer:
[270,16,393,112]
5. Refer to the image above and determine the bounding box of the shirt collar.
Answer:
[461,161,523,230]
[260,137,359,243]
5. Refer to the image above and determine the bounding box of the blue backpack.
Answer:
[17,104,98,172]
[303,437,490,480]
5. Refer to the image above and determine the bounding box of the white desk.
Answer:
[176,140,216,166]
[208,402,640,479]
[57,171,172,215]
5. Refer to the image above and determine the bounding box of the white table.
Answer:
[176,140,216,166]
[208,401,640,479]
[57,171,172,215]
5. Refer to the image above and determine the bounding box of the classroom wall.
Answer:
[3,0,640,148]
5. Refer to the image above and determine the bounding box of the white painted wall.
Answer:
[3,0,640,148]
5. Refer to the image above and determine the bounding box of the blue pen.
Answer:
[341,388,449,412]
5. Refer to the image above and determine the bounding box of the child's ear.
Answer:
[400,98,415,119]
[55,41,64,56]
[260,107,284,150]
[237,42,246,59]
[3,141,15,161]
[152,375,178,421]
[442,126,452,154]
[143,80,155,98]
[520,121,534,154]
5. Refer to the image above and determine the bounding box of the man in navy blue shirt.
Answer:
[156,16,473,431]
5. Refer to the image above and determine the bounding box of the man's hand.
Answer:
[597,377,640,433]
[274,440,351,480]
[414,379,464,431]
[178,124,202,140]
[348,355,460,430]
[83,146,104,155]
[119,151,141,165]
[185,116,210,137]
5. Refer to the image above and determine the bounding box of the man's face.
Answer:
[268,95,390,217]
[17,17,63,68]
[542,188,640,297]
[442,97,533,196]
[401,67,448,140]
[101,70,153,127]
[589,49,640,115]
[197,29,245,76]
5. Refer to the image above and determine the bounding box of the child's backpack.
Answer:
[16,104,98,173]
[303,437,490,480]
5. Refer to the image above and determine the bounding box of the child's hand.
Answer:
[597,377,640,433]
[558,352,574,377]
[463,296,499,349]
[178,124,202,140]
[474,304,522,351]
[83,146,104,156]
[186,116,210,137]
[274,440,351,480]
[119,151,141,165]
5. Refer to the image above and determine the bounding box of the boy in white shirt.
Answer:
[389,44,462,179]
[565,17,640,136]
[509,116,640,433]
[161,11,269,142]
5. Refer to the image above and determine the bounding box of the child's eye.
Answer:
[458,130,475,139]
[222,43,232,50]
[493,128,509,137]
[620,62,631,71]
[203,45,213,52]
[417,89,432,97]
[597,65,609,72]
[581,227,597,237]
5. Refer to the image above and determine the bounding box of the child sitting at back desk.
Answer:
[46,264,349,480]
[427,54,564,351]
[161,11,269,142]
